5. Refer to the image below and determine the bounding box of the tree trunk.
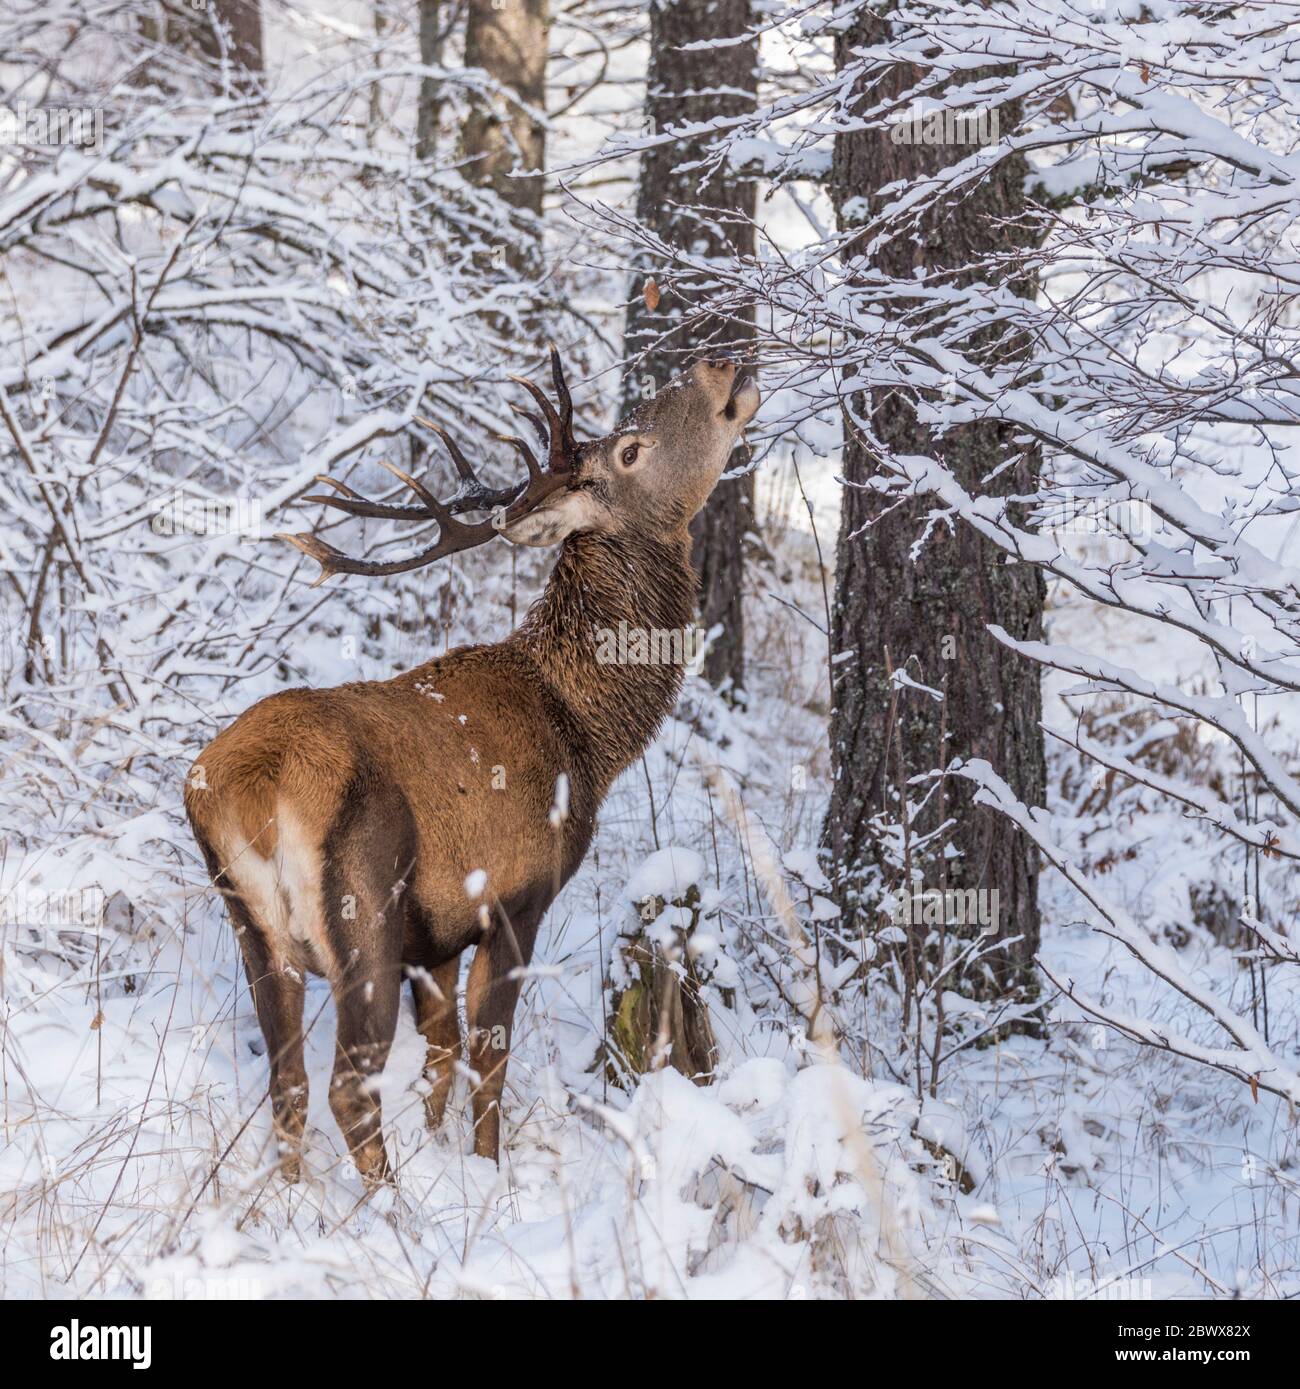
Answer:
[462,0,547,218]
[825,7,1045,1006]
[604,882,720,1088]
[196,0,264,79]
[416,0,443,162]
[621,0,757,696]
[368,2,388,154]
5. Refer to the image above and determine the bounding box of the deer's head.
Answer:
[502,358,760,547]
[280,349,759,582]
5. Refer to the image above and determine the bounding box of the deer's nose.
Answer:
[693,358,738,397]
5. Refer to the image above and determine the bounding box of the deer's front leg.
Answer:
[465,907,540,1163]
[409,955,462,1132]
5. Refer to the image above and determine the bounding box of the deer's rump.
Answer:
[184,672,581,977]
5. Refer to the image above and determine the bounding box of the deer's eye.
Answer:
[621,444,640,467]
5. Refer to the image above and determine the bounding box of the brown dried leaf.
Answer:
[643,277,660,312]
[90,1010,104,1031]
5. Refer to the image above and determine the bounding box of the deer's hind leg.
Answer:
[195,839,308,1182]
[237,916,309,1182]
[321,777,415,1188]
[328,947,401,1188]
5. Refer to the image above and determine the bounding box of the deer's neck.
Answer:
[514,529,698,800]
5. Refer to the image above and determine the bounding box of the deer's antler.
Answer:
[278,346,579,584]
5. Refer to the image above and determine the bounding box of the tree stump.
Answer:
[605,871,720,1088]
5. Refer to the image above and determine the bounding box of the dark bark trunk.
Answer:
[196,0,264,79]
[462,0,547,219]
[416,0,444,162]
[142,0,261,95]
[825,7,1045,1006]
[621,0,757,695]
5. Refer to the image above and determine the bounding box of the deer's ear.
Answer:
[499,488,607,547]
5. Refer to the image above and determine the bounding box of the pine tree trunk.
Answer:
[196,0,264,79]
[621,0,757,695]
[825,7,1045,1006]
[462,0,547,219]
[416,0,443,162]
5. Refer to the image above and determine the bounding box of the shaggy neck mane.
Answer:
[512,528,697,799]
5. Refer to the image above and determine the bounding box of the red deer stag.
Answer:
[185,351,760,1182]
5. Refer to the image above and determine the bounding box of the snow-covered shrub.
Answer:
[0,0,585,975]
